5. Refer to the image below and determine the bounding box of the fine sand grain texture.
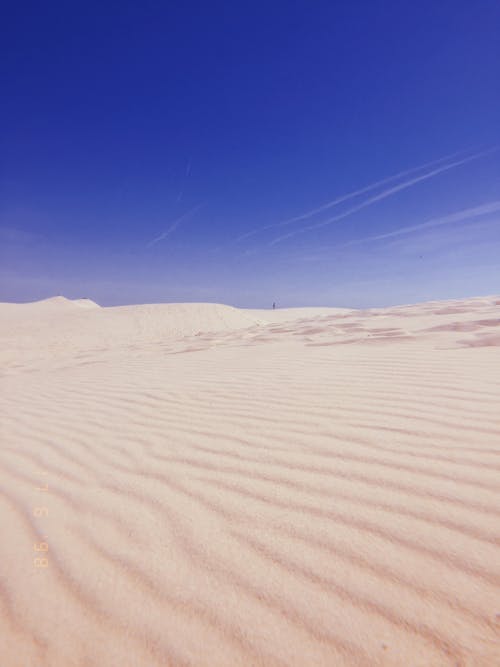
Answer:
[1,295,500,666]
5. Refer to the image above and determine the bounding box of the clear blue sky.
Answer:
[1,1,499,307]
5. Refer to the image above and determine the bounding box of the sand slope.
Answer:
[1,296,499,666]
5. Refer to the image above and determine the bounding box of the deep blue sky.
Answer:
[1,1,499,307]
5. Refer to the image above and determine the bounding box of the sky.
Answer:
[1,0,499,308]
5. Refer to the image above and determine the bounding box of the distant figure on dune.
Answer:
[273,302,276,310]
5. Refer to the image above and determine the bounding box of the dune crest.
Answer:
[1,295,499,666]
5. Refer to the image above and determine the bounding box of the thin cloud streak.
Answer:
[340,201,500,246]
[269,147,498,246]
[298,201,500,260]
[146,203,204,247]
[232,148,475,245]
[275,151,466,226]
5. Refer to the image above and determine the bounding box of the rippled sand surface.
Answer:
[1,295,499,666]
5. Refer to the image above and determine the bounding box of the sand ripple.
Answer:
[1,296,499,665]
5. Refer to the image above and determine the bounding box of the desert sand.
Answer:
[0,294,499,666]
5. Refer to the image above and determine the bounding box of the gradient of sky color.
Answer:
[1,1,499,308]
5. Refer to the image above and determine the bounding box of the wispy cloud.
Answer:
[268,148,498,246]
[231,147,491,246]
[338,201,500,247]
[146,203,204,247]
[297,201,500,260]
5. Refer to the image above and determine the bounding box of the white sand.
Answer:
[1,295,499,666]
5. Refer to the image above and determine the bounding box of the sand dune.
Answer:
[1,295,499,666]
